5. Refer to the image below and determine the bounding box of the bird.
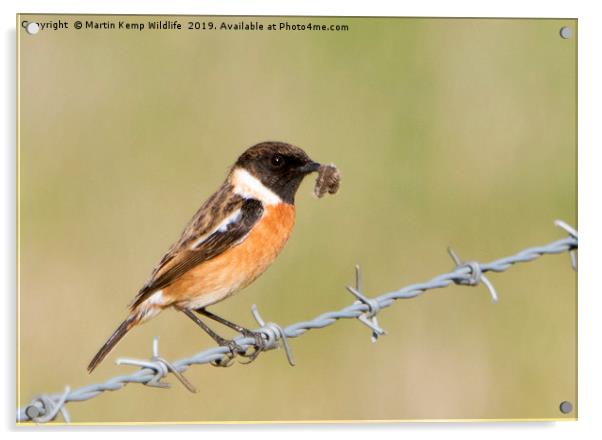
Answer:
[87,141,329,372]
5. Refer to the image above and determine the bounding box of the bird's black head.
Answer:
[233,141,321,204]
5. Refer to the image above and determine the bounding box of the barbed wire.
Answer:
[17,220,578,424]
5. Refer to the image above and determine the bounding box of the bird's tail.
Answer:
[87,315,139,373]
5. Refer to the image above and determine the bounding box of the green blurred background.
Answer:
[17,16,576,423]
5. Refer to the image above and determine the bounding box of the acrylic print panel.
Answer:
[17,15,577,424]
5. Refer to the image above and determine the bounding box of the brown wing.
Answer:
[130,188,264,309]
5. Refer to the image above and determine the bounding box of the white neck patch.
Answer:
[231,167,281,205]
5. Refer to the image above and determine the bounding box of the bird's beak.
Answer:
[298,161,321,174]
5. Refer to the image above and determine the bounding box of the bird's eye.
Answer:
[270,154,285,168]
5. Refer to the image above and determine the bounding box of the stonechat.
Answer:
[88,141,337,372]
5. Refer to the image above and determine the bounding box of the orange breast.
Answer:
[164,203,296,309]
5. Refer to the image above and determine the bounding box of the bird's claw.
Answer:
[237,330,267,365]
[209,331,266,367]
[210,339,247,368]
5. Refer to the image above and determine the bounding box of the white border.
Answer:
[2,1,600,439]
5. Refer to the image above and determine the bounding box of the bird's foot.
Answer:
[237,330,267,365]
[210,338,247,368]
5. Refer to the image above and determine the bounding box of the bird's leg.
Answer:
[180,309,245,367]
[195,308,266,363]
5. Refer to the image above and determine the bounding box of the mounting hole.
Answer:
[25,22,40,35]
[559,400,573,414]
[559,26,572,39]
[25,404,42,419]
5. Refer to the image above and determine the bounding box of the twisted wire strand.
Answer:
[17,231,577,423]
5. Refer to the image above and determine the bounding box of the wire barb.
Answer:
[554,219,578,271]
[346,265,387,342]
[447,247,498,303]
[25,386,71,423]
[116,337,197,393]
[251,304,295,366]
